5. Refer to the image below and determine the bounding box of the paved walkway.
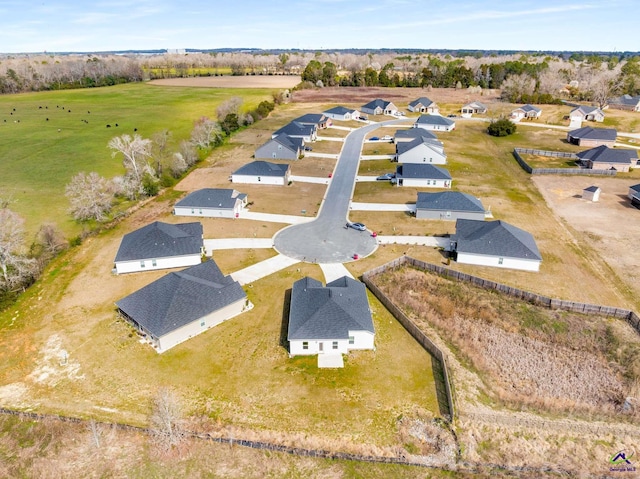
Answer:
[230,254,299,285]
[239,211,314,224]
[360,154,395,160]
[204,238,273,255]
[376,235,450,248]
[354,175,380,182]
[350,202,416,212]
[290,175,331,184]
[304,152,339,159]
[329,125,354,131]
[316,136,345,142]
[319,263,354,283]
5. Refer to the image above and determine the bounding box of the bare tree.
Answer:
[169,153,188,178]
[590,70,623,108]
[37,223,67,255]
[65,172,114,221]
[108,134,153,184]
[151,129,172,175]
[179,140,199,167]
[216,97,243,120]
[0,208,35,292]
[149,387,185,452]
[189,117,223,149]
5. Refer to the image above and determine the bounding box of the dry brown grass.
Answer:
[308,140,343,155]
[373,266,640,418]
[362,142,396,155]
[148,76,302,89]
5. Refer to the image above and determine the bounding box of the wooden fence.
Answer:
[513,148,617,176]
[362,258,456,421]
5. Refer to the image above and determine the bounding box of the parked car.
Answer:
[376,173,395,181]
[447,114,457,118]
[358,116,367,121]
[303,146,312,151]
[369,136,379,141]
[382,135,393,141]
[347,222,367,231]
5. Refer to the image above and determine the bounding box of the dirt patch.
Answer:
[532,175,640,302]
[148,75,301,89]
[27,335,84,387]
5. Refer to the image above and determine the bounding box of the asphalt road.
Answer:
[273,118,409,263]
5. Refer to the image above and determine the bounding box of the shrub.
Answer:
[488,118,517,137]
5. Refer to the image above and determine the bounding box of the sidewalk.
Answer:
[290,175,331,184]
[319,263,354,283]
[230,254,300,285]
[350,202,416,212]
[376,235,449,247]
[239,211,315,224]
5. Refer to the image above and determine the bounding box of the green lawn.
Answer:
[0,83,273,238]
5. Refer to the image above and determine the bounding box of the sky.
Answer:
[0,0,636,54]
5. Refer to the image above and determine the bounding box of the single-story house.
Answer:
[416,191,487,220]
[361,99,398,116]
[461,101,487,117]
[567,126,617,147]
[408,97,439,114]
[396,136,446,164]
[576,145,637,172]
[450,219,542,272]
[292,113,332,129]
[114,221,203,274]
[323,106,361,121]
[287,276,374,357]
[608,94,640,112]
[570,105,605,123]
[395,164,452,188]
[272,121,317,142]
[255,133,303,160]
[413,114,455,132]
[394,128,437,143]
[116,259,248,353]
[510,104,542,121]
[231,161,291,185]
[582,186,601,202]
[174,188,247,218]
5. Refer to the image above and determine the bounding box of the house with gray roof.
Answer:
[292,113,331,129]
[395,164,452,188]
[577,145,637,172]
[287,276,374,361]
[408,97,439,114]
[394,128,437,143]
[114,221,204,274]
[272,121,317,142]
[361,99,398,116]
[567,126,617,147]
[116,259,249,353]
[416,191,487,220]
[570,105,605,123]
[323,106,361,121]
[510,104,542,121]
[174,188,247,218]
[255,134,303,160]
[450,219,542,272]
[461,101,487,117]
[608,94,640,112]
[413,114,455,132]
[396,136,446,164]
[231,161,291,185]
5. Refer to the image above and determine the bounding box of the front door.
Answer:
[318,342,324,353]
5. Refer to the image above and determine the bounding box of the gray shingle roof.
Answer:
[293,113,327,125]
[396,164,452,180]
[630,184,640,193]
[324,106,357,116]
[414,114,455,127]
[114,221,203,263]
[583,185,600,193]
[361,98,392,110]
[568,126,617,141]
[609,94,640,106]
[409,97,435,108]
[273,121,315,137]
[453,219,542,261]
[416,191,485,213]
[116,259,246,338]
[394,129,437,141]
[571,105,603,115]
[462,101,487,110]
[270,133,304,152]
[577,145,637,164]
[233,161,290,177]
[518,104,541,113]
[175,188,245,210]
[288,276,374,341]
[396,136,444,156]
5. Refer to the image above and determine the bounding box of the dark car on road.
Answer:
[369,136,379,141]
[347,222,367,231]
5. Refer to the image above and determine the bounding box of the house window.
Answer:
[349,336,355,345]
[191,208,195,214]
[332,341,338,350]
[152,259,157,267]
[302,341,309,350]
[200,321,206,327]
[199,209,202,215]
[140,261,145,268]
[258,176,261,182]
[498,257,504,265]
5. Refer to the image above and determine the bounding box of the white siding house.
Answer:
[174,188,247,218]
[114,221,203,274]
[413,114,455,132]
[396,137,446,164]
[324,106,361,121]
[231,161,291,186]
[416,191,487,220]
[288,276,375,358]
[510,104,542,122]
[408,97,439,114]
[395,164,452,188]
[451,219,542,272]
[361,99,398,116]
[116,260,249,353]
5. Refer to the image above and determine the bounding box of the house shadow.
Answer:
[616,194,638,209]
[279,288,292,350]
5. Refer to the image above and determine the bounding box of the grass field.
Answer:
[0,83,274,238]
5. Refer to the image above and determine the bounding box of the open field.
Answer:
[308,140,343,155]
[0,83,276,237]
[148,75,301,89]
[358,159,396,176]
[362,141,396,155]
